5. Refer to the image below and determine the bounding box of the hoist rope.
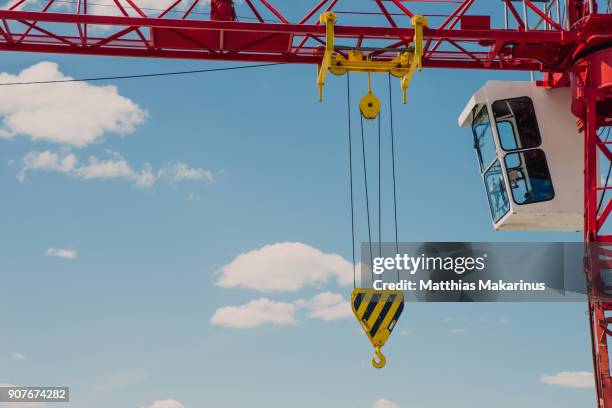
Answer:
[360,114,375,283]
[346,73,357,289]
[378,113,382,259]
[388,74,400,282]
[347,75,403,286]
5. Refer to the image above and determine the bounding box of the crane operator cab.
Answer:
[458,81,583,231]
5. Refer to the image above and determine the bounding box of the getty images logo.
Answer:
[372,253,488,276]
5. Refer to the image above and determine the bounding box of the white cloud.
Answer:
[0,62,146,146]
[18,150,77,181]
[45,247,77,260]
[295,292,352,321]
[17,150,212,188]
[450,328,467,335]
[215,242,354,292]
[540,371,594,388]
[159,162,214,182]
[373,399,400,408]
[13,352,26,360]
[210,298,297,329]
[148,400,185,408]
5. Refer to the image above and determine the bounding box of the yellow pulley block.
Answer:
[359,72,381,120]
[316,11,428,105]
[351,288,405,369]
[360,92,381,120]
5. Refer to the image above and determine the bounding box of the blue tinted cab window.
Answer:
[472,106,497,171]
[505,149,554,204]
[484,160,510,222]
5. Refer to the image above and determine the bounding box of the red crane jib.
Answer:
[0,3,607,74]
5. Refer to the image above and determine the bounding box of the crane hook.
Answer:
[371,346,386,369]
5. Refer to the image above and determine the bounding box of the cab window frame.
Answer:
[483,158,511,222]
[503,148,555,206]
[471,104,498,173]
[491,96,542,152]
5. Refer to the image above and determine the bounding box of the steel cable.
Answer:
[347,73,357,289]
[0,63,286,86]
[388,74,400,282]
[360,114,375,283]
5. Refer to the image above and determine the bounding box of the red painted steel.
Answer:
[0,0,608,406]
[0,2,604,72]
[210,0,236,21]
[579,41,612,407]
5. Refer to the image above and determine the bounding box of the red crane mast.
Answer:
[0,0,609,405]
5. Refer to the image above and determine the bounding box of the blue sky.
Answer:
[0,1,600,407]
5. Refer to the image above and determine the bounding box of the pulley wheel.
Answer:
[359,92,381,120]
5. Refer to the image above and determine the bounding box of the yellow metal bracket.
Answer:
[317,11,428,116]
[317,11,336,102]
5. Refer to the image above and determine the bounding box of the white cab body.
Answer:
[458,81,583,231]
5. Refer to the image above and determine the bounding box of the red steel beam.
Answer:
[524,0,563,31]
[298,0,329,24]
[580,41,612,407]
[243,0,264,22]
[294,0,337,52]
[17,0,56,43]
[374,0,398,28]
[0,8,588,73]
[389,0,414,18]
[0,10,575,41]
[504,0,526,29]
[0,40,548,71]
[424,0,472,54]
[158,0,184,18]
[258,0,288,23]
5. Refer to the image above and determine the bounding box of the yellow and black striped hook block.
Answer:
[351,288,405,369]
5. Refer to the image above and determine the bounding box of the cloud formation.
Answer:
[45,247,77,260]
[148,400,185,408]
[210,298,297,329]
[295,292,352,321]
[158,162,214,183]
[18,150,212,188]
[0,62,146,146]
[373,399,401,408]
[211,291,351,329]
[13,352,26,360]
[540,371,594,388]
[215,242,353,292]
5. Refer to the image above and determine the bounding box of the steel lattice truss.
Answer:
[0,0,607,73]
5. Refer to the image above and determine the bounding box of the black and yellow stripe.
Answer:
[351,288,404,347]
